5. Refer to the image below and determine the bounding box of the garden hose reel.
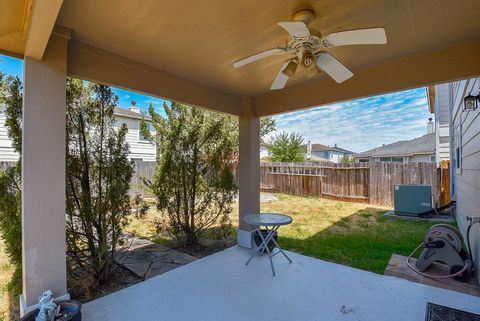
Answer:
[408,224,472,282]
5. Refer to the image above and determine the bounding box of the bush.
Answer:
[142,102,237,246]
[131,194,150,219]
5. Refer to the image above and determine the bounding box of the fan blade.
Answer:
[271,61,290,90]
[277,21,310,38]
[233,48,287,68]
[316,52,353,83]
[321,28,387,47]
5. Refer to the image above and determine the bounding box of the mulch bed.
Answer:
[68,263,141,303]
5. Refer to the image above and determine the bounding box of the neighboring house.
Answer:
[0,102,156,162]
[0,105,19,162]
[428,83,451,163]
[306,141,353,163]
[259,146,270,159]
[114,103,156,162]
[354,132,436,163]
[448,77,480,280]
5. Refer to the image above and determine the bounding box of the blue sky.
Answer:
[272,88,431,152]
[1,54,431,152]
[0,54,168,115]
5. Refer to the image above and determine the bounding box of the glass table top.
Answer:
[243,213,293,227]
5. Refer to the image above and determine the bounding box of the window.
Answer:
[139,121,151,142]
[379,157,403,162]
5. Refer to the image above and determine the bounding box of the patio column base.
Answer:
[19,293,70,316]
[237,229,254,248]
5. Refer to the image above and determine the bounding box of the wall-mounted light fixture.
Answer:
[463,94,479,111]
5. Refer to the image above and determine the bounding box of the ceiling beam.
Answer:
[68,41,242,116]
[255,39,480,117]
[24,0,64,60]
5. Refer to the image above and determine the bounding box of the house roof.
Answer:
[354,133,435,158]
[311,143,354,154]
[114,107,151,120]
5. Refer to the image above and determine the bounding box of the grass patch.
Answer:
[0,238,15,321]
[126,194,442,274]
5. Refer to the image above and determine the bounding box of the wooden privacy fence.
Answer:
[260,162,441,208]
[127,160,444,208]
[130,160,156,196]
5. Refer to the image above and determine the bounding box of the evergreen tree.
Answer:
[0,74,23,298]
[65,79,133,285]
[142,102,237,246]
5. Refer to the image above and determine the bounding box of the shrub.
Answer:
[142,102,237,246]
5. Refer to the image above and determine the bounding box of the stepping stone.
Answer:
[150,252,173,263]
[144,262,179,279]
[142,244,171,252]
[166,250,197,265]
[114,250,131,264]
[123,251,156,263]
[123,261,153,279]
[115,235,198,280]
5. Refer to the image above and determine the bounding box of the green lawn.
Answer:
[127,194,443,274]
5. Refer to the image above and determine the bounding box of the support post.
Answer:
[21,32,69,314]
[237,97,260,248]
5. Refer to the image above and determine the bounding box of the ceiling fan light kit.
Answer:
[233,9,388,90]
[282,60,298,77]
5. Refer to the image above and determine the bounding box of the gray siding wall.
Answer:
[434,83,451,163]
[409,154,434,163]
[451,77,480,282]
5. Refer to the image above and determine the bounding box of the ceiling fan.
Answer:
[233,9,387,90]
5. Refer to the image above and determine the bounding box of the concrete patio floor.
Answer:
[83,246,480,321]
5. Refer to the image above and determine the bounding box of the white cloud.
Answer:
[271,87,432,152]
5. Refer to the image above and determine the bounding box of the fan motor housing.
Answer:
[292,9,315,24]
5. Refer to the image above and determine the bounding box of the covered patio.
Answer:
[82,247,480,321]
[1,0,480,318]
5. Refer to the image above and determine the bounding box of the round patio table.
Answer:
[244,213,293,276]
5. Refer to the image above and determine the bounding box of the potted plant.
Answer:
[19,299,82,321]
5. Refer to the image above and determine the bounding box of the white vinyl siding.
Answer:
[0,107,19,161]
[434,83,451,163]
[0,109,157,162]
[139,122,151,142]
[115,115,156,162]
[450,77,480,283]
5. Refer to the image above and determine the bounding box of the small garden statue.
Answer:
[35,290,59,321]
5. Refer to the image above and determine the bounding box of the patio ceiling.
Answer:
[1,0,480,116]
